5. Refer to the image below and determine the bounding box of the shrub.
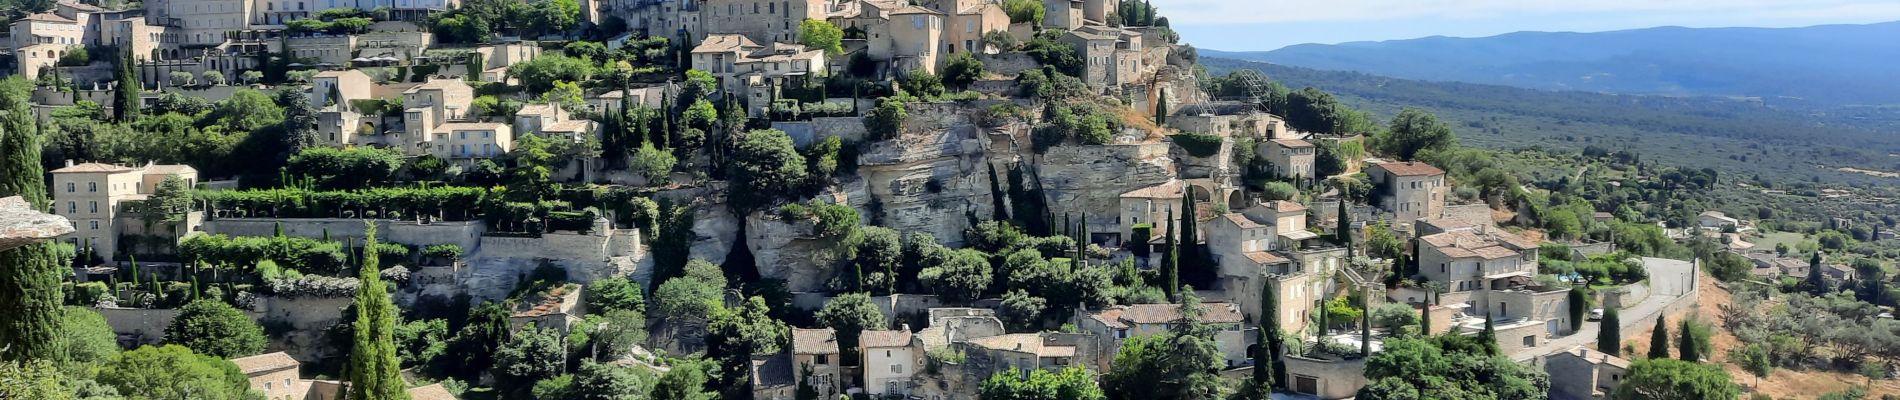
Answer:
[422,244,464,261]
[1171,132,1223,157]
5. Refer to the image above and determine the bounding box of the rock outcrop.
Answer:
[0,196,71,251]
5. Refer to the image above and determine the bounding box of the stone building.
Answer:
[395,77,477,155]
[1116,179,1185,245]
[1263,138,1315,180]
[860,329,922,396]
[232,352,310,400]
[1203,200,1349,337]
[1367,161,1446,223]
[1168,102,1288,138]
[790,328,843,398]
[699,0,827,44]
[918,0,1010,55]
[49,161,200,262]
[1040,0,1082,29]
[1544,346,1629,400]
[1073,302,1253,367]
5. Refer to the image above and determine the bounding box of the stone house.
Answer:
[591,85,671,115]
[961,333,1083,376]
[1073,302,1253,367]
[1204,200,1347,337]
[919,0,1010,55]
[886,5,945,74]
[396,77,477,155]
[1060,28,1117,87]
[1697,210,1741,231]
[1263,138,1316,180]
[509,283,583,333]
[691,33,764,93]
[1544,346,1629,400]
[700,0,827,44]
[473,42,542,83]
[1169,102,1288,138]
[50,161,200,262]
[750,353,797,400]
[1040,0,1082,29]
[611,0,702,41]
[1281,353,1367,400]
[861,328,922,396]
[515,102,598,143]
[1415,227,1574,339]
[1079,0,1117,24]
[791,328,843,398]
[311,69,375,147]
[1367,161,1446,223]
[733,43,829,117]
[233,352,309,400]
[431,122,514,161]
[1116,179,1185,246]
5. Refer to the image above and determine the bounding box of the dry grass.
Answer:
[1620,272,1900,398]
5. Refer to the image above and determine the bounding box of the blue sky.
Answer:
[1149,0,1900,51]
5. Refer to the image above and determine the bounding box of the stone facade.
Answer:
[49,162,199,262]
[1367,161,1447,223]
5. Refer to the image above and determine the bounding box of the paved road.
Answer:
[1511,257,1697,362]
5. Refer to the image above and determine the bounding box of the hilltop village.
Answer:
[3,0,1893,400]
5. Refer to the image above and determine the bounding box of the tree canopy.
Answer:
[1357,335,1549,400]
[97,345,263,400]
[1612,358,1738,400]
[165,300,268,359]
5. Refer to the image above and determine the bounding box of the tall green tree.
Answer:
[115,48,140,122]
[1099,328,1225,400]
[1677,316,1710,362]
[979,366,1105,400]
[1161,208,1178,299]
[1648,316,1670,359]
[1154,88,1167,125]
[815,293,885,365]
[1598,306,1622,357]
[1374,108,1457,161]
[0,77,64,362]
[165,300,267,358]
[1357,335,1548,400]
[1258,279,1283,390]
[1567,289,1587,334]
[1806,251,1829,296]
[1612,358,1738,400]
[97,345,262,400]
[345,223,408,400]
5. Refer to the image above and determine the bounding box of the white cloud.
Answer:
[1149,0,1900,25]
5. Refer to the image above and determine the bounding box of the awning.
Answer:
[1482,270,1532,280]
[1279,230,1319,241]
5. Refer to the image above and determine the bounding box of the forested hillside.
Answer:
[1202,57,1900,189]
[1203,22,1900,105]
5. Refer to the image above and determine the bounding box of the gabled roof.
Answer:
[406,78,471,93]
[1174,102,1259,116]
[891,5,944,15]
[1551,346,1630,369]
[21,13,76,23]
[966,334,1076,357]
[792,328,840,355]
[692,34,761,54]
[749,353,795,388]
[1120,180,1185,199]
[142,164,197,175]
[230,351,300,375]
[407,383,460,400]
[859,330,913,348]
[1269,138,1314,149]
[1266,200,1306,214]
[1089,303,1246,329]
[1244,251,1290,265]
[438,122,510,131]
[1221,213,1265,229]
[1419,230,1535,260]
[1373,161,1445,177]
[50,163,134,174]
[515,103,558,117]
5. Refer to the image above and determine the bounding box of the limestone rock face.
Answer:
[745,211,845,293]
[1171,138,1234,180]
[0,196,71,251]
[856,102,1002,247]
[1036,143,1177,228]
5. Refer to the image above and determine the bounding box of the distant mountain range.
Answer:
[1203,21,1900,105]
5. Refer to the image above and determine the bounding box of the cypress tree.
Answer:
[1338,200,1353,258]
[1162,208,1179,299]
[0,77,64,361]
[1648,315,1669,359]
[1567,288,1587,334]
[1260,278,1284,389]
[1360,290,1371,356]
[1598,307,1622,357]
[1478,315,1497,355]
[1807,251,1829,296]
[344,222,408,400]
[1677,318,1702,362]
[115,48,139,122]
[1178,189,1197,283]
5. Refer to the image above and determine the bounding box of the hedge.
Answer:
[197,186,489,221]
[1171,132,1224,157]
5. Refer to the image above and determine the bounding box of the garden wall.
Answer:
[201,218,484,252]
[92,306,179,346]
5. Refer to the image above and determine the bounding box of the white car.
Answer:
[1588,308,1605,321]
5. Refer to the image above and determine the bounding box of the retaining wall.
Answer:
[201,218,484,251]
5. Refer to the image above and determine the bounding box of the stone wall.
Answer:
[977,53,1039,76]
[1281,355,1368,400]
[969,80,1019,97]
[788,292,951,323]
[252,295,353,362]
[856,102,996,247]
[1602,280,1651,310]
[1440,204,1494,227]
[202,218,484,252]
[93,306,179,346]
[746,213,847,293]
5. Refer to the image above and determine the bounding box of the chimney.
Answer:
[900,323,910,332]
[64,160,74,168]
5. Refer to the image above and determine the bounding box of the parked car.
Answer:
[1588,308,1605,321]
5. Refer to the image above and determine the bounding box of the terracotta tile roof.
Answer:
[749,353,795,388]
[1374,161,1445,177]
[143,164,197,175]
[1244,251,1290,265]
[542,120,593,134]
[859,330,913,348]
[50,162,134,174]
[407,78,470,92]
[1267,200,1306,213]
[407,383,459,400]
[1556,346,1630,369]
[515,103,557,116]
[1089,303,1245,328]
[230,352,299,375]
[891,5,944,15]
[1269,138,1314,149]
[966,334,1075,357]
[438,122,509,131]
[21,13,76,23]
[1222,214,1265,229]
[1120,180,1185,199]
[1420,230,1534,260]
[792,328,839,355]
[692,34,761,53]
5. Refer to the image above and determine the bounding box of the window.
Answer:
[68,202,76,214]
[66,182,74,192]
[265,382,272,390]
[88,182,96,192]
[885,350,891,357]
[1521,335,1535,346]
[815,355,828,365]
[285,378,293,387]
[89,202,97,213]
[891,364,902,374]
